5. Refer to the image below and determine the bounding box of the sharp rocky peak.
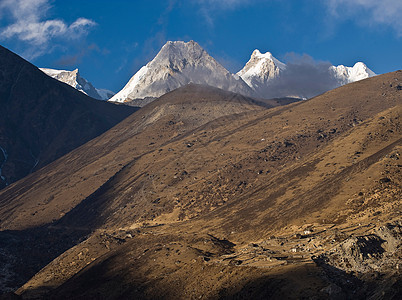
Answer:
[109,41,254,104]
[237,49,286,95]
[40,68,114,100]
[251,49,274,60]
[152,40,211,70]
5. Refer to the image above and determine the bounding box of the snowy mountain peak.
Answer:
[252,49,272,59]
[237,49,286,96]
[109,41,376,104]
[162,40,201,51]
[252,49,263,56]
[109,41,253,104]
[153,40,209,68]
[40,68,114,100]
[351,62,376,77]
[237,49,376,99]
[329,62,376,85]
[250,49,286,70]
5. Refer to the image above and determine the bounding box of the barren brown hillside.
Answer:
[0,71,401,299]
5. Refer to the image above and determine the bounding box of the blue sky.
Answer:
[0,0,401,92]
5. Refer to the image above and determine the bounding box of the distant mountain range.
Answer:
[108,41,376,105]
[40,68,115,100]
[237,49,376,99]
[109,41,254,104]
[41,41,376,105]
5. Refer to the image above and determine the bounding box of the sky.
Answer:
[0,0,401,93]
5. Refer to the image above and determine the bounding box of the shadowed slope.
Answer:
[0,83,267,230]
[0,45,136,189]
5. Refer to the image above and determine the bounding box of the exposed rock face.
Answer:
[320,221,402,274]
[40,68,115,100]
[109,41,254,104]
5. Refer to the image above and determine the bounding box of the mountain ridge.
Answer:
[237,49,376,98]
[40,68,115,100]
[110,41,255,104]
[0,45,136,189]
[109,41,376,104]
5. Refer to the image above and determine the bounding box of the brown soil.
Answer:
[0,71,401,299]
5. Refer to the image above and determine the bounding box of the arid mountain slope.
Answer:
[0,84,268,295]
[0,45,136,189]
[0,71,401,299]
[0,84,268,231]
[14,71,398,233]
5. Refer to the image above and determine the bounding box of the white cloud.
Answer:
[0,0,96,57]
[328,0,402,36]
[195,0,254,9]
[192,0,257,26]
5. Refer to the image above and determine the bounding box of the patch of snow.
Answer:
[39,68,69,76]
[110,65,149,103]
[0,146,8,184]
[251,49,286,70]
[40,68,110,100]
[30,150,39,174]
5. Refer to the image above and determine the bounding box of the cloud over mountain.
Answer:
[192,0,257,25]
[0,0,96,58]
[327,0,402,36]
[194,0,255,8]
[261,54,340,99]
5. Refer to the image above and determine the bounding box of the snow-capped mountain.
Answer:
[110,41,254,104]
[237,49,286,96]
[237,49,376,98]
[329,62,376,85]
[109,41,376,103]
[40,68,115,100]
